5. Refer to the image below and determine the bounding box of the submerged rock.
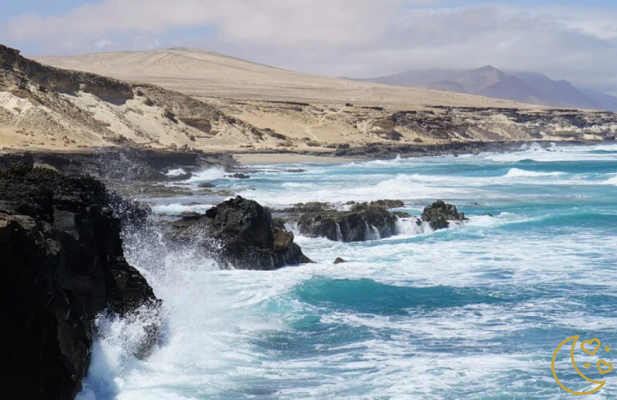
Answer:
[421,200,468,230]
[169,196,311,270]
[297,202,398,242]
[0,163,160,400]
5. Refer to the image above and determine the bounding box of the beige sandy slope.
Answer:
[5,46,615,154]
[35,48,570,149]
[37,48,531,109]
[0,44,293,152]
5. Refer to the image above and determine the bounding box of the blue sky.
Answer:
[2,0,617,93]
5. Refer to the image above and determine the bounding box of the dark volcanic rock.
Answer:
[334,257,347,264]
[281,202,333,213]
[230,173,251,179]
[0,148,237,184]
[297,203,398,242]
[169,196,311,270]
[369,199,405,209]
[421,200,468,230]
[0,164,159,400]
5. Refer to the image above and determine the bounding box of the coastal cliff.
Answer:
[0,163,159,400]
[0,43,270,152]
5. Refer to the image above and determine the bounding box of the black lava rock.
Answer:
[297,202,398,242]
[0,163,160,400]
[421,200,468,230]
[169,196,311,270]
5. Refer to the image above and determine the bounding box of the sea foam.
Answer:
[186,166,226,183]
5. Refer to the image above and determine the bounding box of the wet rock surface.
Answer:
[297,202,399,242]
[0,163,160,400]
[168,196,311,270]
[369,199,405,209]
[278,202,334,213]
[421,200,468,230]
[229,173,251,179]
[0,148,236,183]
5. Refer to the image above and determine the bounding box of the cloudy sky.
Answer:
[2,0,617,93]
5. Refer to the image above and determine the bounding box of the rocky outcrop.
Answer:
[297,203,398,242]
[1,44,134,104]
[369,199,405,209]
[278,202,334,213]
[0,163,159,400]
[230,173,250,179]
[169,196,311,270]
[421,200,468,230]
[0,148,236,183]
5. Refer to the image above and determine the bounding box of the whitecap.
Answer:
[165,168,187,177]
[504,168,565,178]
[186,167,226,183]
[602,174,617,186]
[151,203,214,215]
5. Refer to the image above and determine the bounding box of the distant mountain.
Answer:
[510,72,601,109]
[358,69,459,87]
[451,66,507,93]
[476,75,554,106]
[581,89,617,112]
[359,66,614,111]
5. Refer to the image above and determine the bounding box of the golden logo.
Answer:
[552,335,613,395]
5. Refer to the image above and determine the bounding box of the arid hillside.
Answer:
[35,48,617,149]
[36,48,525,108]
[0,44,285,152]
[1,45,616,153]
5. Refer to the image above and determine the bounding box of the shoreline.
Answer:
[231,140,609,166]
[0,140,611,177]
[233,153,360,165]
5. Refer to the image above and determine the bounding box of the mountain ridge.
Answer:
[359,66,613,111]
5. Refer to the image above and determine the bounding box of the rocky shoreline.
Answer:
[0,139,607,182]
[230,139,610,163]
[0,146,517,400]
[0,163,160,400]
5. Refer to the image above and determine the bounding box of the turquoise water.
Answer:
[81,143,617,399]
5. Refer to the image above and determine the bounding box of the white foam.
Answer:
[504,168,564,178]
[151,203,214,215]
[395,218,433,236]
[485,146,617,163]
[165,168,187,177]
[281,182,317,189]
[235,173,472,208]
[186,167,226,183]
[602,174,617,186]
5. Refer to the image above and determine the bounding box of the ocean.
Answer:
[79,143,617,399]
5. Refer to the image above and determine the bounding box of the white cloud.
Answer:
[94,39,113,50]
[4,0,421,49]
[3,1,617,93]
